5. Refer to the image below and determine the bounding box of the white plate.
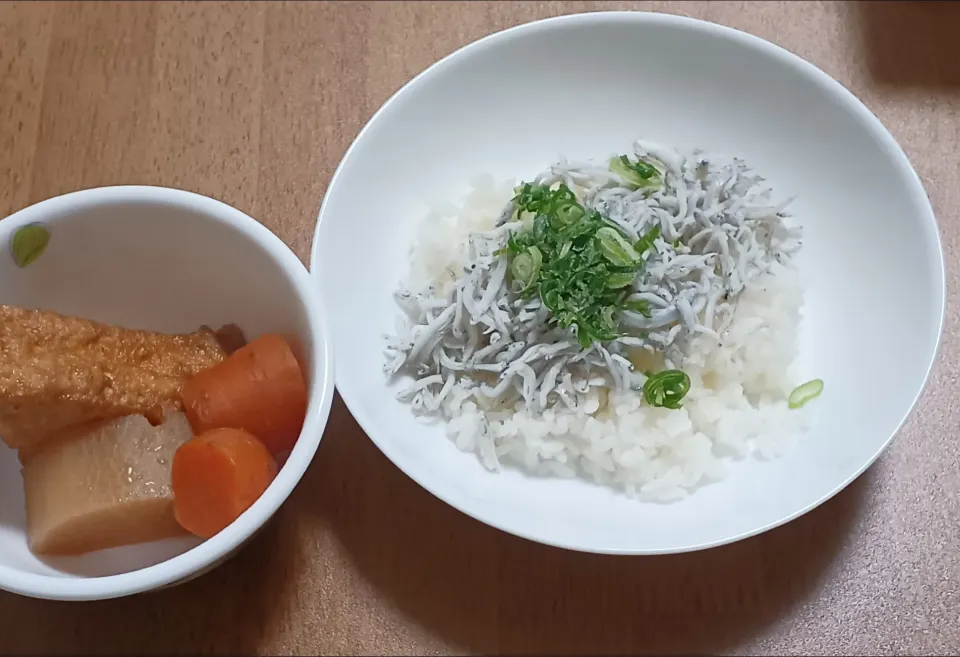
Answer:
[311,12,944,554]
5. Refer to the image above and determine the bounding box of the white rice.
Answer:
[400,174,810,503]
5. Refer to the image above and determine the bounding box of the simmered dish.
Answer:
[385,139,822,501]
[0,305,308,555]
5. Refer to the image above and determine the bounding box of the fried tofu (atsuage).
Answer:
[0,305,227,452]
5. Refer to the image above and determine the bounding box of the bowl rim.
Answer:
[0,185,336,600]
[311,11,947,554]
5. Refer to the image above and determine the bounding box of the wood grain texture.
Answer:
[1,1,959,655]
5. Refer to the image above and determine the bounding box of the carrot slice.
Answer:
[181,333,307,455]
[171,428,278,538]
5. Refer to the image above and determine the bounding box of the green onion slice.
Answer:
[510,245,542,290]
[624,298,652,317]
[606,271,636,289]
[634,224,661,257]
[788,379,823,409]
[643,370,691,410]
[596,227,641,267]
[608,155,662,190]
[551,202,585,229]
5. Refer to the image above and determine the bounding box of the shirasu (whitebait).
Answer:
[384,140,803,418]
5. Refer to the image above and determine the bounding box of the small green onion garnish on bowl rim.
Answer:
[788,379,823,409]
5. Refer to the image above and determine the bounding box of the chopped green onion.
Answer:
[501,182,655,348]
[510,245,542,290]
[788,379,823,409]
[634,224,661,258]
[596,226,641,267]
[605,272,636,289]
[541,284,562,314]
[624,298,652,317]
[609,154,662,190]
[551,202,584,229]
[11,224,51,268]
[643,370,691,410]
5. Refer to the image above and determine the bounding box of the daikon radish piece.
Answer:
[23,412,193,556]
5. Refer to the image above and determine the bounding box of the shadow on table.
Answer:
[851,1,960,89]
[310,396,869,655]
[0,502,300,655]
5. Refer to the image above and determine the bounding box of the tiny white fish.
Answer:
[385,140,801,418]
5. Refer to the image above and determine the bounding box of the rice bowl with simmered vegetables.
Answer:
[385,140,823,502]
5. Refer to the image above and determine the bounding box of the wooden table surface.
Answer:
[1,1,959,655]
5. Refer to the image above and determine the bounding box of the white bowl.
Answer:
[0,186,335,599]
[312,12,944,554]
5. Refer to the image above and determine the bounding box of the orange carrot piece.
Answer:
[181,333,307,455]
[171,428,278,538]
